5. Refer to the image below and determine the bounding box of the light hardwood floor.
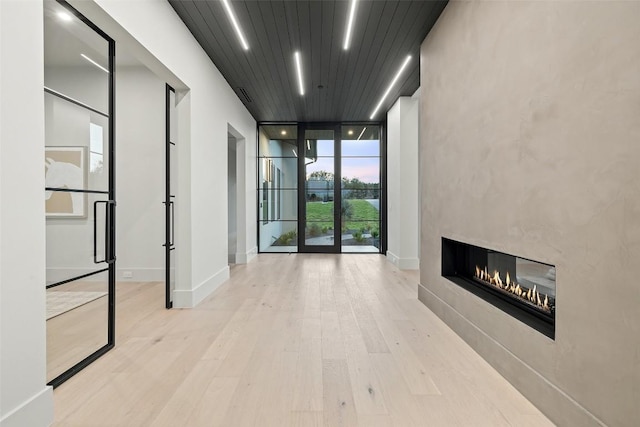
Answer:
[52,254,554,426]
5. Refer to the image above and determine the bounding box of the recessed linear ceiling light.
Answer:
[57,11,72,22]
[357,127,367,141]
[292,148,298,157]
[81,54,109,73]
[343,0,358,50]
[369,55,412,120]
[294,51,305,96]
[221,0,249,51]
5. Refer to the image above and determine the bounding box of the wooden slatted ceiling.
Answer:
[168,0,448,122]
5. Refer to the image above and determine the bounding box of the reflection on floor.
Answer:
[46,282,108,382]
[52,255,553,426]
[46,291,107,320]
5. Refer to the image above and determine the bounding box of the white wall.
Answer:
[68,0,258,307]
[0,1,54,426]
[386,92,420,269]
[115,65,165,282]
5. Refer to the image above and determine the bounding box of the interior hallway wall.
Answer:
[69,0,258,307]
[115,65,165,282]
[0,1,54,426]
[418,1,640,426]
[386,91,420,269]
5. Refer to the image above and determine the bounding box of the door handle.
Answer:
[106,200,116,264]
[94,200,116,264]
[93,201,107,264]
[170,201,175,247]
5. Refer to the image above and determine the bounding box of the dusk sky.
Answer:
[306,139,380,184]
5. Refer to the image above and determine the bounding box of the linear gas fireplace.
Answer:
[442,238,556,339]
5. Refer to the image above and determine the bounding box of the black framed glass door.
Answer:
[164,84,176,309]
[298,125,341,253]
[44,0,115,387]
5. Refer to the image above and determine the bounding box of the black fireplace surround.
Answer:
[442,238,556,339]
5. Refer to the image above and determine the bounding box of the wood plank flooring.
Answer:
[52,254,554,426]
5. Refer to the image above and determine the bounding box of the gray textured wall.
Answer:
[418,1,640,426]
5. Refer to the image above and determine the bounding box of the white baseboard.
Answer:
[386,251,419,270]
[173,265,229,308]
[0,386,53,427]
[47,268,164,283]
[116,268,164,282]
[247,246,257,263]
[234,246,257,264]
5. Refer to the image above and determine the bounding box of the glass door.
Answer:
[165,84,177,308]
[44,0,115,387]
[298,125,341,253]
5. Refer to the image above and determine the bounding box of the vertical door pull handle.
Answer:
[93,201,107,264]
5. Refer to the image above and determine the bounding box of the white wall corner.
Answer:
[173,265,229,308]
[398,257,420,270]
[243,246,258,264]
[386,251,419,270]
[234,246,257,264]
[386,251,400,267]
[0,386,53,427]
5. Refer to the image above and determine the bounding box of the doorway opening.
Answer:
[228,124,248,264]
[228,133,238,264]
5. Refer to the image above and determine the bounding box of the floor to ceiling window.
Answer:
[340,125,382,253]
[258,123,384,254]
[258,124,299,252]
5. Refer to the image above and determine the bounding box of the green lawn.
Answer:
[306,199,379,233]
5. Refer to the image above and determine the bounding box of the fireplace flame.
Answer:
[474,265,552,313]
[493,271,502,287]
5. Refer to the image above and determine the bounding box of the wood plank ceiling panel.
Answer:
[354,1,413,120]
[341,0,394,121]
[326,0,352,122]
[168,0,449,122]
[354,1,432,120]
[317,0,335,121]
[335,0,380,121]
[270,0,297,121]
[295,1,312,122]
[308,1,323,119]
[245,1,290,118]
[228,1,279,119]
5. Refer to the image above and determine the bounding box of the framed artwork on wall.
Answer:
[45,146,88,218]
